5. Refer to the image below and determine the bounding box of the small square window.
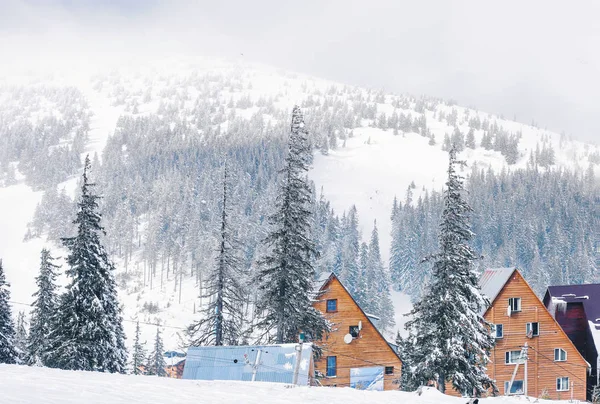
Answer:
[526,322,539,337]
[554,348,567,362]
[557,377,569,391]
[349,325,360,338]
[326,299,337,312]
[504,380,524,395]
[509,297,522,312]
[385,366,394,375]
[492,323,503,339]
[326,356,337,377]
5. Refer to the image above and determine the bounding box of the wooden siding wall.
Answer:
[485,272,588,401]
[313,277,402,390]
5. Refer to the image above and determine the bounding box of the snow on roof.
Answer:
[314,271,334,293]
[478,267,516,312]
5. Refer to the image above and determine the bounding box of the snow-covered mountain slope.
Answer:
[0,57,598,350]
[0,364,580,404]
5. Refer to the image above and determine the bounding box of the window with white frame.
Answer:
[491,323,503,339]
[526,322,539,336]
[505,350,524,364]
[554,348,567,362]
[508,297,522,312]
[556,377,569,391]
[504,380,524,395]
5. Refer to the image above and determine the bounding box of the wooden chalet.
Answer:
[544,284,600,401]
[468,268,589,401]
[166,358,186,379]
[312,272,402,391]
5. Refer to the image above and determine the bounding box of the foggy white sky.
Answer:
[1,0,599,143]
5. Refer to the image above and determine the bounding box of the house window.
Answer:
[508,297,522,312]
[326,299,337,312]
[504,380,524,395]
[526,322,539,337]
[491,323,503,339]
[557,377,569,391]
[349,325,360,338]
[326,356,337,377]
[385,366,394,375]
[554,348,567,362]
[505,350,524,364]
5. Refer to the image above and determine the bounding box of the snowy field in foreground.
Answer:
[0,365,579,404]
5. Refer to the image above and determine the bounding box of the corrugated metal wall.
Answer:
[182,343,313,385]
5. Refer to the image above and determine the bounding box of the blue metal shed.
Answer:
[182,343,313,385]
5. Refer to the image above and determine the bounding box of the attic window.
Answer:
[326,299,337,313]
[385,366,394,375]
[509,297,521,312]
[349,325,360,338]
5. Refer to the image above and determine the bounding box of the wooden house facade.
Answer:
[312,273,402,390]
[473,268,589,401]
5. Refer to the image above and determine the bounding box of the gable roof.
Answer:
[545,283,600,355]
[317,272,401,361]
[314,271,335,294]
[478,267,517,307]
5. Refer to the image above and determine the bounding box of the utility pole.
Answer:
[292,334,305,386]
[523,342,528,396]
[570,381,574,402]
[251,349,262,382]
[507,343,528,396]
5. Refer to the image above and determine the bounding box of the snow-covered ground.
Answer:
[0,364,581,404]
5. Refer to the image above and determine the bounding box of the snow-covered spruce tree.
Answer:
[131,321,147,375]
[46,156,127,373]
[367,221,395,333]
[146,327,167,377]
[27,248,60,366]
[14,311,28,364]
[341,205,360,296]
[403,147,495,396]
[354,242,370,308]
[255,106,328,344]
[0,259,18,364]
[186,164,246,346]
